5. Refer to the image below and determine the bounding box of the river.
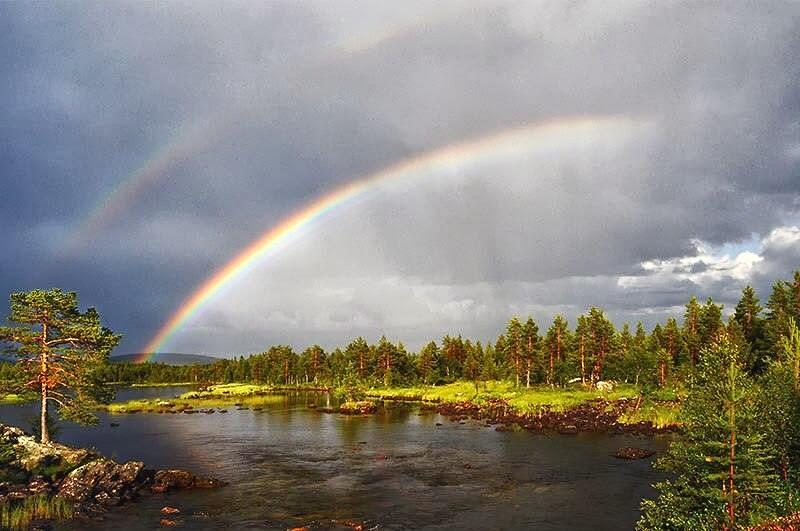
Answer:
[0,386,668,530]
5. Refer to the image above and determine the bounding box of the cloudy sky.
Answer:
[1,1,799,356]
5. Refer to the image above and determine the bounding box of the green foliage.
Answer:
[417,341,440,384]
[639,334,782,530]
[543,315,571,385]
[0,288,120,442]
[462,341,482,391]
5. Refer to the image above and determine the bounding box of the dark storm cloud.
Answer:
[1,1,798,353]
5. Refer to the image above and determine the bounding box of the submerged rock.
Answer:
[151,469,226,493]
[613,447,656,460]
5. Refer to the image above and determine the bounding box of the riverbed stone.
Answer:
[58,459,146,505]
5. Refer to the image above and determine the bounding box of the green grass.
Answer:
[129,382,195,388]
[0,495,73,530]
[105,383,287,413]
[0,393,35,406]
[186,383,272,396]
[618,401,683,428]
[367,381,642,413]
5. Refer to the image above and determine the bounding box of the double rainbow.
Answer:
[139,115,636,359]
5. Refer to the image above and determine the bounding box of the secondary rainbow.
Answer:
[139,115,635,359]
[60,121,215,256]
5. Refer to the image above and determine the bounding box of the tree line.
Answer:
[100,271,800,392]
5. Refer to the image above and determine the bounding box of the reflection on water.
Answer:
[0,388,668,530]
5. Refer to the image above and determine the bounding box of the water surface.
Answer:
[0,387,667,530]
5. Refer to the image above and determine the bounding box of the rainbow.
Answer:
[60,120,214,255]
[61,24,454,256]
[139,115,637,359]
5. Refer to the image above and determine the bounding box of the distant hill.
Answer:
[110,353,220,366]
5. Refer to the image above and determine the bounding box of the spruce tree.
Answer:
[735,286,763,347]
[638,334,780,530]
[683,296,703,369]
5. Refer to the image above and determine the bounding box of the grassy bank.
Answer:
[103,380,682,427]
[104,383,287,413]
[0,394,33,406]
[129,382,195,388]
[366,381,682,427]
[367,381,639,410]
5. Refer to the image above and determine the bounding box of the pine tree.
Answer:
[700,298,724,347]
[345,337,371,382]
[663,317,681,367]
[376,336,397,386]
[522,317,539,387]
[463,341,482,393]
[575,315,590,383]
[757,317,800,490]
[481,341,498,382]
[417,341,439,384]
[441,335,466,380]
[586,307,616,384]
[503,318,524,386]
[765,271,800,362]
[0,289,120,443]
[544,315,570,385]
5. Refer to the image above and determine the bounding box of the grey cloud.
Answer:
[1,1,798,353]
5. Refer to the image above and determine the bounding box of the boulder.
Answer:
[1,424,94,474]
[58,459,146,506]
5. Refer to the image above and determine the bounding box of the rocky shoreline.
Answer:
[0,424,225,527]
[433,397,677,436]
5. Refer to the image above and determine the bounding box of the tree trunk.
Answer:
[40,321,50,444]
[40,383,49,444]
[526,359,531,388]
[728,428,736,529]
[727,375,736,531]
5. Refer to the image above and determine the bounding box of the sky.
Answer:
[1,1,799,356]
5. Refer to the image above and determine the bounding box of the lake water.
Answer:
[0,387,668,530]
